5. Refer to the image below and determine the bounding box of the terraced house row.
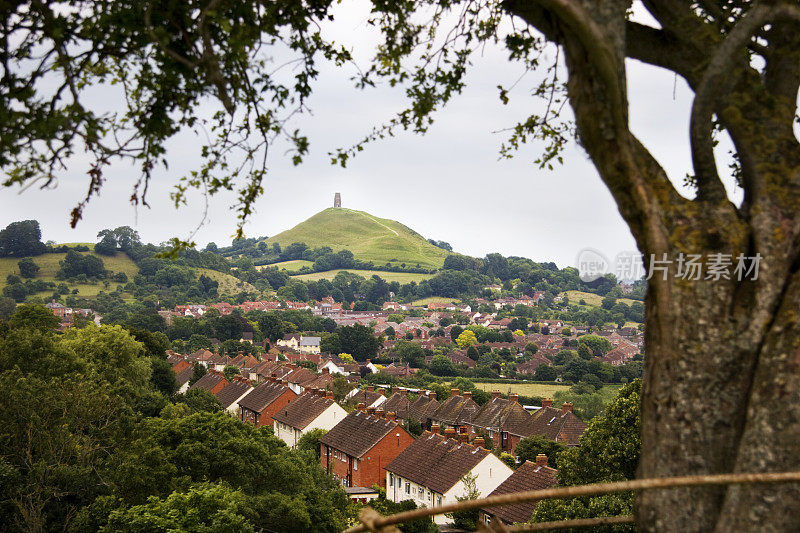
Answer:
[169,355,588,527]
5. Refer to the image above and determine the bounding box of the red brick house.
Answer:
[189,370,228,396]
[237,378,297,428]
[320,405,415,489]
[479,455,557,527]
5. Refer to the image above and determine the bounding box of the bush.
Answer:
[17,258,40,278]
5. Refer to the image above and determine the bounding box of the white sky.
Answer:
[0,1,741,268]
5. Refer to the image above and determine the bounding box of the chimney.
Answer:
[509,393,519,403]
[387,411,396,423]
[367,406,376,415]
[562,402,573,413]
[430,391,437,401]
[444,427,457,439]
[376,408,385,419]
[431,424,441,435]
[368,384,375,393]
[451,388,460,397]
[322,367,330,375]
[536,454,549,467]
[492,390,502,400]
[400,389,408,397]
[458,432,469,443]
[317,388,325,398]
[474,437,485,449]
[463,391,473,401]
[326,390,334,400]
[378,388,386,397]
[357,402,366,413]
[542,398,553,408]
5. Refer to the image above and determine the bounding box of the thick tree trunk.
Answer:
[503,1,800,530]
[638,264,800,532]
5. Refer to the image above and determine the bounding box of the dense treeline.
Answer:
[0,305,356,532]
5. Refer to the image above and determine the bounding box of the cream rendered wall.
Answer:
[275,403,347,448]
[385,453,513,525]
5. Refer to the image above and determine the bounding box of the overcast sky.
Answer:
[0,2,741,269]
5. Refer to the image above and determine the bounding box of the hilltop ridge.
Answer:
[263,208,449,270]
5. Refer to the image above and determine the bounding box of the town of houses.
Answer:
[49,290,642,527]
[172,340,586,526]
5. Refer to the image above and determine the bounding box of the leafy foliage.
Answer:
[531,380,641,530]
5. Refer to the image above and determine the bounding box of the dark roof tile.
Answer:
[238,381,295,413]
[320,410,406,458]
[273,392,337,430]
[482,461,557,524]
[385,432,489,494]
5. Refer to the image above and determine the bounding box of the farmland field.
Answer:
[291,269,434,283]
[257,260,314,272]
[471,382,622,400]
[410,296,458,306]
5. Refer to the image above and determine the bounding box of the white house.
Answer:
[273,390,347,447]
[277,334,301,350]
[384,428,512,525]
[299,336,321,355]
[319,359,347,375]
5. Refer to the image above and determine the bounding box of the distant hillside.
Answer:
[0,250,139,298]
[263,208,449,270]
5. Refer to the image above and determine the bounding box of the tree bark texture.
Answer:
[504,0,800,531]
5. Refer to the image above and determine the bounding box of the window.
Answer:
[389,474,394,487]
[427,491,431,502]
[405,482,411,494]
[418,487,424,498]
[353,459,357,470]
[437,496,442,506]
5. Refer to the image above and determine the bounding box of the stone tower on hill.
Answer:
[334,192,341,208]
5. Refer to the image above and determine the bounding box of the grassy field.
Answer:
[563,290,639,308]
[0,251,139,298]
[264,208,449,270]
[291,269,434,283]
[471,382,572,398]
[196,268,259,295]
[472,382,622,400]
[410,296,458,306]
[257,260,315,272]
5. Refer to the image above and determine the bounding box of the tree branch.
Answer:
[690,3,800,203]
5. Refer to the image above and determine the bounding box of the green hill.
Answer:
[264,208,449,270]
[0,251,139,298]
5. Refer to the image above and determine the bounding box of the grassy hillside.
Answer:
[257,259,314,272]
[196,268,259,295]
[264,208,449,270]
[291,269,434,284]
[563,290,638,308]
[0,251,139,298]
